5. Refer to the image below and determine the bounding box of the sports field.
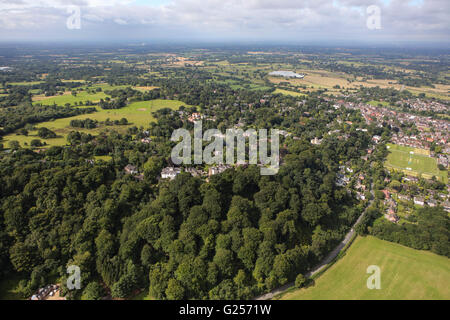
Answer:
[385,143,447,183]
[2,99,189,149]
[280,236,450,300]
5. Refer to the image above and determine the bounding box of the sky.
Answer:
[0,0,448,46]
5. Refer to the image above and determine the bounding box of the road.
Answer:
[255,186,375,300]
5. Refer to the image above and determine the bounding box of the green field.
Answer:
[3,99,190,149]
[367,100,390,107]
[33,91,109,106]
[280,236,450,300]
[274,88,307,97]
[385,143,447,183]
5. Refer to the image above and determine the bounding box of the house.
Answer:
[208,164,232,176]
[161,167,181,180]
[381,190,391,199]
[185,167,204,177]
[386,213,400,223]
[443,201,450,213]
[124,164,139,175]
[140,138,152,144]
[427,199,437,207]
[188,113,203,123]
[311,137,322,145]
[398,194,411,202]
[372,135,381,144]
[414,196,425,206]
[404,176,419,183]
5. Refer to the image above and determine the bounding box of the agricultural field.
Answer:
[280,236,450,300]
[273,89,307,97]
[32,91,109,105]
[2,99,190,149]
[266,67,450,100]
[385,143,447,183]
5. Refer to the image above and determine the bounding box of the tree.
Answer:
[30,139,43,147]
[295,274,306,288]
[8,140,20,150]
[37,127,57,139]
[82,282,105,300]
[165,279,185,300]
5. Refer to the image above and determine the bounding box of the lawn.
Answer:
[280,236,450,300]
[385,143,447,183]
[2,99,191,149]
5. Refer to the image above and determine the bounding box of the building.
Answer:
[427,199,437,207]
[443,201,450,213]
[398,194,411,202]
[381,190,391,199]
[386,213,400,223]
[208,164,232,176]
[185,167,204,177]
[161,167,181,180]
[140,138,152,144]
[124,164,139,175]
[188,113,203,123]
[414,196,425,206]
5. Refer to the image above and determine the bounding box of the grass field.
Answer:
[367,100,390,107]
[3,99,190,149]
[385,143,447,182]
[274,89,307,97]
[280,236,450,300]
[33,91,109,105]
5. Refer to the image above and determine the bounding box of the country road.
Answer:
[255,186,375,300]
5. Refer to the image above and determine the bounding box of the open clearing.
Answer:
[280,236,450,300]
[3,99,190,149]
[385,143,447,183]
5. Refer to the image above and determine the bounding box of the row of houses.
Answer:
[160,164,234,180]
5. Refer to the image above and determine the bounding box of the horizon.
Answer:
[0,0,449,47]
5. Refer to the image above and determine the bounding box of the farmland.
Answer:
[385,143,447,183]
[280,236,450,300]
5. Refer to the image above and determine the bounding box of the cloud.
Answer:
[0,0,448,44]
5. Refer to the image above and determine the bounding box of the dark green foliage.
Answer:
[370,207,449,257]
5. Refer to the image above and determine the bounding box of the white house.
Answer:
[414,196,425,206]
[161,167,181,180]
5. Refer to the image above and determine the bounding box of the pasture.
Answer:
[273,89,307,97]
[2,99,190,149]
[280,236,450,300]
[385,143,447,182]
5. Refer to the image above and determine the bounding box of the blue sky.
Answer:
[0,0,448,45]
